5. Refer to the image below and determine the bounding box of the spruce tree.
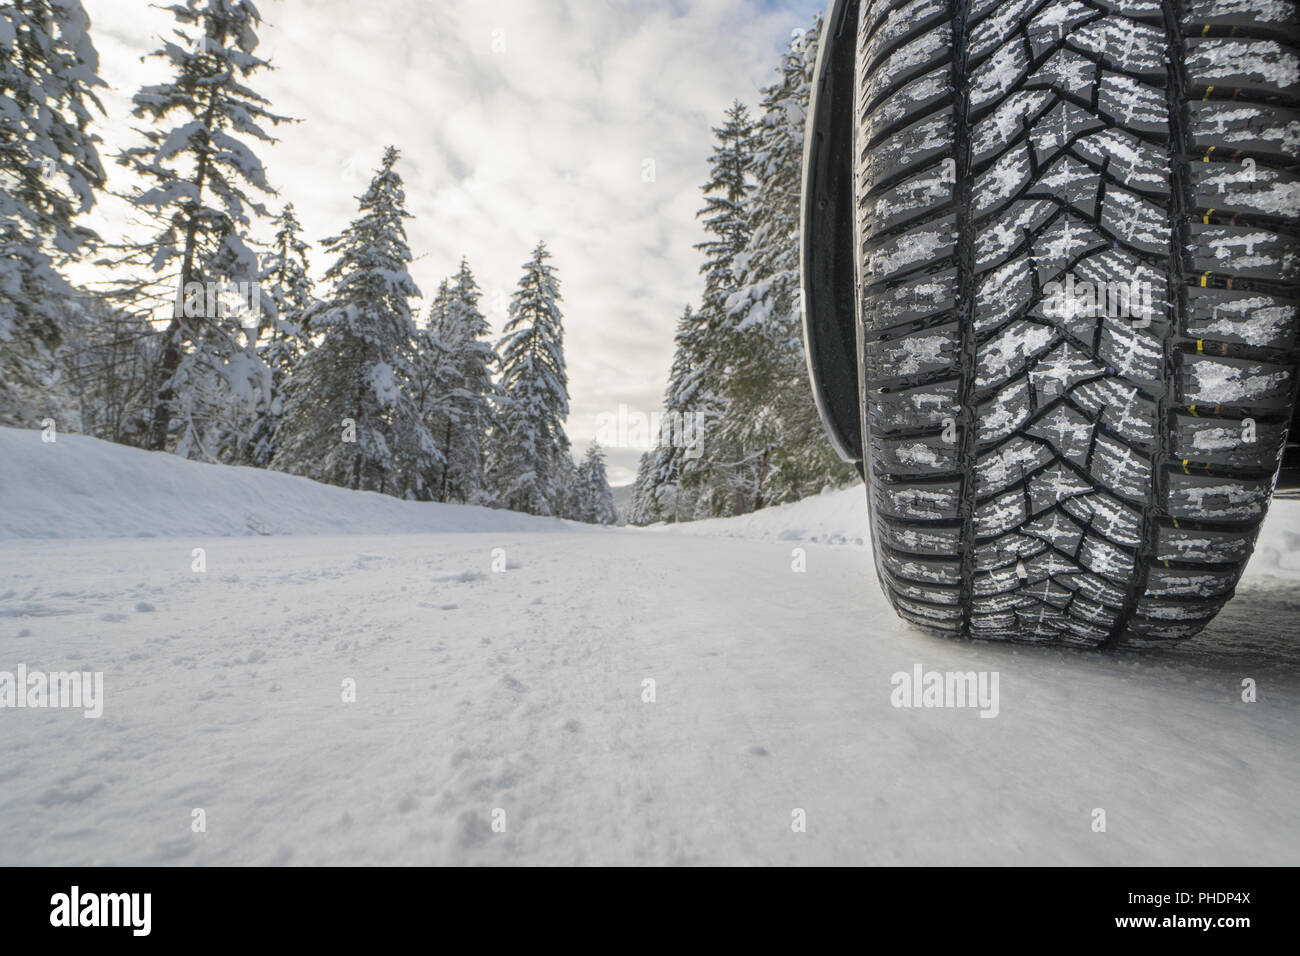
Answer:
[272,146,439,496]
[695,101,756,329]
[408,278,455,497]
[576,442,617,525]
[554,450,580,520]
[639,304,704,523]
[489,241,570,515]
[723,16,854,507]
[432,258,499,502]
[636,25,859,524]
[246,202,313,465]
[259,202,314,372]
[111,0,291,453]
[681,101,756,516]
[0,0,105,427]
[627,451,659,526]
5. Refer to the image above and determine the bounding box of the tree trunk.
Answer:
[148,318,184,450]
[147,58,222,451]
[440,417,453,501]
[753,445,770,512]
[349,370,366,491]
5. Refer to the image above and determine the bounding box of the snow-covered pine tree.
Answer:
[638,304,703,523]
[696,101,757,330]
[554,449,581,520]
[722,16,854,508]
[683,101,756,517]
[259,203,313,371]
[636,31,862,525]
[0,0,106,427]
[626,450,659,525]
[110,0,291,455]
[431,258,499,503]
[488,241,570,515]
[272,146,440,496]
[426,277,453,334]
[407,278,455,497]
[577,441,617,525]
[246,202,313,465]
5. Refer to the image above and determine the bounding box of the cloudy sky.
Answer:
[79,0,824,483]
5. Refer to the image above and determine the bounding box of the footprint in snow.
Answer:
[434,570,486,584]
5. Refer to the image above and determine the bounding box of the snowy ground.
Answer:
[2,427,1299,865]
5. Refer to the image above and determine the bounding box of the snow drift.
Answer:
[0,426,566,540]
[659,470,1300,583]
[4,425,1300,589]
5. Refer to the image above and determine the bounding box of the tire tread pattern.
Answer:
[854,0,1300,645]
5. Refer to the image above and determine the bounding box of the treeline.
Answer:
[0,0,615,524]
[628,16,856,525]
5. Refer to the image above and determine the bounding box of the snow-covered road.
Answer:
[2,430,1299,864]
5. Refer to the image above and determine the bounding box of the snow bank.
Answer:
[653,485,870,547]
[4,424,1299,585]
[0,427,564,540]
[660,476,1300,582]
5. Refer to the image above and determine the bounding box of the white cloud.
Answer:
[79,0,824,483]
